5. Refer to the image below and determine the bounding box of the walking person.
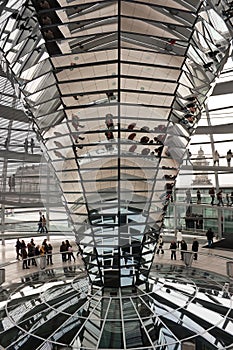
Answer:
[37,211,43,233]
[42,214,48,233]
[180,239,187,260]
[170,240,177,260]
[209,187,215,205]
[213,150,220,166]
[192,238,199,260]
[156,235,164,254]
[226,149,232,167]
[217,189,224,206]
[206,228,214,248]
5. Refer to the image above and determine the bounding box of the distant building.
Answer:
[192,147,212,186]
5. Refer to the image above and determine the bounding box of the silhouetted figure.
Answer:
[230,191,233,206]
[196,189,201,204]
[180,240,187,260]
[8,176,12,191]
[226,149,232,167]
[11,174,15,191]
[60,241,67,262]
[24,138,28,153]
[4,137,9,150]
[209,187,215,205]
[192,238,199,260]
[15,238,22,260]
[206,228,214,248]
[186,189,192,203]
[170,241,177,260]
[30,138,35,154]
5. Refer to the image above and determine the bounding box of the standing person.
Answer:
[209,187,215,205]
[185,189,192,203]
[24,138,29,153]
[21,239,26,250]
[67,245,76,262]
[196,189,201,204]
[42,239,48,253]
[15,238,22,260]
[35,245,41,266]
[11,174,16,191]
[180,239,187,260]
[176,229,182,248]
[27,242,36,267]
[39,245,46,269]
[156,235,164,254]
[8,176,12,192]
[170,240,177,260]
[206,228,214,248]
[226,193,230,206]
[30,138,35,154]
[213,150,220,166]
[60,241,67,262]
[42,214,48,233]
[217,189,224,206]
[226,149,232,167]
[4,137,9,150]
[230,191,233,206]
[21,247,29,269]
[192,238,199,260]
[47,243,53,265]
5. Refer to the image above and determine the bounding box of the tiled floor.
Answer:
[0,235,233,286]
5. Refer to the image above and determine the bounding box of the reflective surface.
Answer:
[0,264,233,350]
[0,1,232,286]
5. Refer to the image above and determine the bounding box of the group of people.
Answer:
[213,149,232,167]
[156,232,200,261]
[3,136,35,153]
[15,238,78,270]
[209,188,233,206]
[23,137,35,153]
[15,238,53,269]
[183,188,233,206]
